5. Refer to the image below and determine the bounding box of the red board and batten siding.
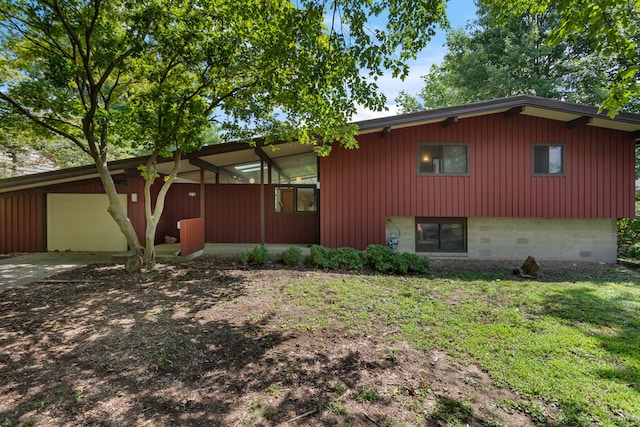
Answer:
[0,193,43,252]
[179,218,205,256]
[137,182,318,244]
[0,179,318,252]
[204,184,319,244]
[319,113,636,250]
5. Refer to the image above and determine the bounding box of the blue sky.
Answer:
[354,0,477,120]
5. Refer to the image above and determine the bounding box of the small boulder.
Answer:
[513,256,541,278]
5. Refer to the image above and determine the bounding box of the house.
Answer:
[1,95,639,262]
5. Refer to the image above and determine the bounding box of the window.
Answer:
[533,144,564,175]
[272,152,318,184]
[417,143,469,175]
[416,217,466,252]
[275,186,317,213]
[219,161,268,184]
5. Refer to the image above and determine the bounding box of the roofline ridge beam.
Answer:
[254,147,272,164]
[189,158,220,174]
[567,116,593,129]
[505,106,525,118]
[443,116,458,128]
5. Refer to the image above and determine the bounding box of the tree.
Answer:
[397,0,614,111]
[0,0,448,268]
[485,0,639,116]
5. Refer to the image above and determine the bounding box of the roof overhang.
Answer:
[353,95,640,135]
[0,140,316,196]
[2,95,639,196]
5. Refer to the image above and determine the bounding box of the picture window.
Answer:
[417,143,469,175]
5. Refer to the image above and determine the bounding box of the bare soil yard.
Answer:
[0,256,631,426]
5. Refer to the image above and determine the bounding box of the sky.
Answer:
[353,0,478,121]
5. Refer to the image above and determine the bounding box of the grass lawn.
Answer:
[0,258,638,426]
[285,266,640,426]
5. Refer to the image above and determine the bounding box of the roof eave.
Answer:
[353,95,640,133]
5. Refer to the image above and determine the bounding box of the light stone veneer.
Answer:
[385,216,617,263]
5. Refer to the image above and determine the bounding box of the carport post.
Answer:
[260,159,265,245]
[200,168,205,240]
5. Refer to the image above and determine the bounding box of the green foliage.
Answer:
[628,243,640,260]
[355,386,380,403]
[241,245,269,266]
[484,0,640,115]
[277,247,302,266]
[398,0,628,113]
[365,244,430,274]
[394,90,424,114]
[0,0,449,262]
[309,245,364,270]
[618,216,640,258]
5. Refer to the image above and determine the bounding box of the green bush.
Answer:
[365,244,430,274]
[241,245,269,265]
[618,216,640,257]
[398,252,431,274]
[309,245,365,270]
[628,243,640,259]
[277,247,302,266]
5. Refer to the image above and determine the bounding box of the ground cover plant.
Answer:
[0,257,638,426]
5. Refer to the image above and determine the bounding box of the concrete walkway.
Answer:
[0,252,115,291]
[0,244,311,290]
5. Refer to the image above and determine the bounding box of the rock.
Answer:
[513,256,541,278]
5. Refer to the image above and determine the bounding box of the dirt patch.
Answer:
[0,256,619,426]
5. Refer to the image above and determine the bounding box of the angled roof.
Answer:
[354,95,640,134]
[2,95,639,196]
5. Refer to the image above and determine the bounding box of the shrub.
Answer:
[309,245,364,270]
[277,247,302,266]
[618,216,640,257]
[365,244,396,273]
[241,245,269,265]
[365,244,430,274]
[628,243,640,259]
[399,252,430,274]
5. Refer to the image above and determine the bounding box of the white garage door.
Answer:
[47,193,128,252]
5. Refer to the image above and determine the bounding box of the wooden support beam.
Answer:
[505,106,525,118]
[443,116,458,128]
[189,158,219,174]
[567,116,593,129]
[254,147,272,165]
[123,168,143,177]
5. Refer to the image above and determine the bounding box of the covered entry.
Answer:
[47,193,128,251]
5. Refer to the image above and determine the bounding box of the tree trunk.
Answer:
[141,149,183,268]
[94,158,143,257]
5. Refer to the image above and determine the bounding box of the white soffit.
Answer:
[0,170,125,194]
[522,106,639,132]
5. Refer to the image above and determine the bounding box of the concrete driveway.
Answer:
[0,252,115,291]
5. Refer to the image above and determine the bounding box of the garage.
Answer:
[47,193,128,252]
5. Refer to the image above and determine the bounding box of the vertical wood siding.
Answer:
[320,114,636,250]
[1,178,319,252]
[264,185,319,244]
[0,193,43,252]
[179,217,204,256]
[204,184,319,244]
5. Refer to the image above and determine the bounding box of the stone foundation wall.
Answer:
[385,216,617,263]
